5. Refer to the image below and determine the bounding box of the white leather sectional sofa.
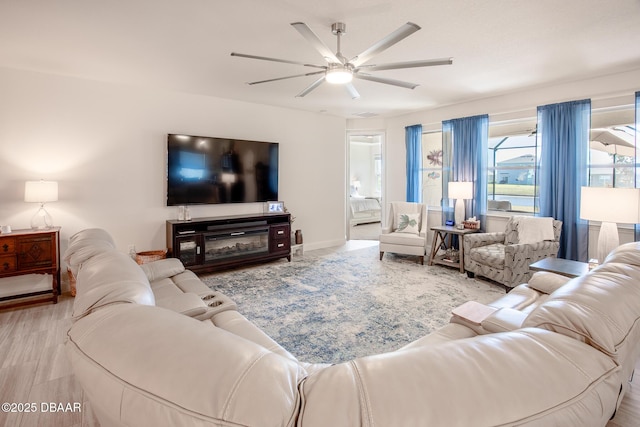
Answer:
[64,228,640,426]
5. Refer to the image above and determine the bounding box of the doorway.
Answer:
[347,132,384,241]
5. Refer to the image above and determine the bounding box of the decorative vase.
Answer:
[295,229,303,244]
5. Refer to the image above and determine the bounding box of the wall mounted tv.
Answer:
[167,134,279,206]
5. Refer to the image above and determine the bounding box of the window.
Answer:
[421,110,638,213]
[374,154,382,194]
[588,125,637,188]
[487,133,539,213]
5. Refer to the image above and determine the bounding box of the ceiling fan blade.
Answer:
[231,52,326,69]
[247,71,325,85]
[350,22,420,67]
[291,22,341,63]
[360,58,453,72]
[354,73,418,89]
[345,83,360,99]
[296,76,326,98]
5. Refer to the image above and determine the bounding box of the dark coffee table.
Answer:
[529,257,589,278]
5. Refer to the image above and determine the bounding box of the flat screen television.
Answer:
[167,134,279,206]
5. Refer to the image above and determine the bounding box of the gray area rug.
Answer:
[200,245,505,364]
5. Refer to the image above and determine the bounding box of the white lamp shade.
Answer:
[448,181,474,200]
[24,180,58,203]
[580,187,640,224]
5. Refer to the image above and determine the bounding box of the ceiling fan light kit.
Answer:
[325,64,353,84]
[231,21,452,98]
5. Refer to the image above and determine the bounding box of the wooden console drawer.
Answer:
[271,224,289,239]
[270,224,291,254]
[0,255,17,273]
[0,237,16,254]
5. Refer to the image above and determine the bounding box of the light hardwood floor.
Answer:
[0,295,100,427]
[349,222,381,241]
[1,271,638,426]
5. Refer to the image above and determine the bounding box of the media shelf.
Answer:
[166,213,291,273]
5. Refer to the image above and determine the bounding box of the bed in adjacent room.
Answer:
[350,197,382,226]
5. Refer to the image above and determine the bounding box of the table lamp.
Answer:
[25,180,58,230]
[448,181,474,228]
[352,180,361,196]
[580,186,640,263]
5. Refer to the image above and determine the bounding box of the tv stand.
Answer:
[166,213,291,274]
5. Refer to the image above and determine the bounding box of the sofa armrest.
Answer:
[195,292,238,319]
[464,232,505,251]
[504,241,558,258]
[527,271,571,295]
[504,242,531,256]
[140,258,185,282]
[481,308,528,333]
[528,241,561,263]
[155,293,207,317]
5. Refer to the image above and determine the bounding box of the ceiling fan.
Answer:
[231,21,453,99]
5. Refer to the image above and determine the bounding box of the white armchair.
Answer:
[379,202,428,264]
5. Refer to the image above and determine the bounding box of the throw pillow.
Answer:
[396,213,420,234]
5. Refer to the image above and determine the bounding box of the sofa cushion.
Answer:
[73,250,155,320]
[154,293,208,317]
[67,303,306,427]
[397,323,477,350]
[524,253,640,360]
[64,228,117,274]
[379,231,424,247]
[488,284,541,310]
[604,241,640,266]
[172,269,216,296]
[299,328,619,427]
[148,277,183,299]
[468,243,506,267]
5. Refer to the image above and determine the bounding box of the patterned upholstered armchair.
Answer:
[464,216,562,290]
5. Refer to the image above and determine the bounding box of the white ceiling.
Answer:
[2,0,639,118]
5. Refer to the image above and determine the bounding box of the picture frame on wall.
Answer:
[265,201,285,213]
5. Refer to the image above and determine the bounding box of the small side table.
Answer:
[428,225,479,273]
[529,257,589,279]
[291,243,304,258]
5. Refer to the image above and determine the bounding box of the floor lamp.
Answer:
[580,187,640,263]
[448,181,474,229]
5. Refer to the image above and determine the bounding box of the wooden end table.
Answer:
[428,225,479,273]
[529,257,589,279]
[0,227,61,309]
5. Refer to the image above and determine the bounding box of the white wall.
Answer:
[0,67,347,270]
